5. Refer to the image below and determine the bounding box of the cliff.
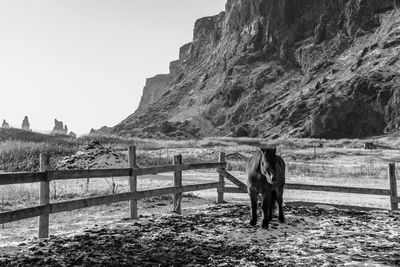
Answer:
[135,74,170,113]
[113,0,400,139]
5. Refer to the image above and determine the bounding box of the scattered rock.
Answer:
[364,142,377,150]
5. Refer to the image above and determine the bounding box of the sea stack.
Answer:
[21,116,30,131]
[1,119,9,128]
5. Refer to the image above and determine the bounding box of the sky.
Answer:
[0,0,226,135]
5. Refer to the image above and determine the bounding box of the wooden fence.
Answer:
[0,146,228,238]
[0,146,399,239]
[219,162,399,211]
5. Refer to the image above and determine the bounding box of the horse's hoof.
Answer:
[261,219,269,229]
[279,215,285,223]
[249,220,257,226]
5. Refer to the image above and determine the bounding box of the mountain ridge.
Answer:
[113,0,400,140]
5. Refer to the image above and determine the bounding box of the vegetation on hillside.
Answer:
[0,128,76,144]
[0,141,80,172]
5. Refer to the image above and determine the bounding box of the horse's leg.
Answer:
[249,192,258,226]
[261,191,271,229]
[268,190,276,221]
[277,187,285,223]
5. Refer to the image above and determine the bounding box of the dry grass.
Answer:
[1,142,397,209]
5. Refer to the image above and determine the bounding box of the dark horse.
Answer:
[247,147,285,229]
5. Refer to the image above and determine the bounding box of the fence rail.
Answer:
[0,146,399,239]
[0,182,220,225]
[0,172,46,185]
[0,163,225,185]
[222,185,391,195]
[220,162,399,211]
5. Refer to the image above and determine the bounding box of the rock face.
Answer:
[51,119,68,135]
[21,116,30,131]
[136,74,170,113]
[1,119,9,128]
[113,0,400,139]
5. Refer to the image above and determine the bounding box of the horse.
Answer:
[246,147,285,229]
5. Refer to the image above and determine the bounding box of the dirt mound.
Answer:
[1,204,399,266]
[55,141,127,170]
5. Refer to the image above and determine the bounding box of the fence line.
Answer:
[0,146,399,239]
[0,163,225,185]
[0,182,220,225]
[0,146,227,238]
[219,164,399,211]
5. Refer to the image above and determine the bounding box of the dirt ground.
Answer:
[0,203,399,266]
[0,169,395,250]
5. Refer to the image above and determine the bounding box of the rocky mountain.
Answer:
[113,0,400,139]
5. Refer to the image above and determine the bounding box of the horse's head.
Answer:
[259,147,278,184]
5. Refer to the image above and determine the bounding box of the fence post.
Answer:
[173,154,182,214]
[39,153,50,238]
[389,163,398,210]
[217,152,225,204]
[128,146,138,219]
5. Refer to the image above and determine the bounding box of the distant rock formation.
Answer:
[68,131,77,138]
[21,116,31,131]
[1,119,9,128]
[51,119,68,135]
[90,126,113,135]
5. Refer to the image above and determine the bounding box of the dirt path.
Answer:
[1,204,399,266]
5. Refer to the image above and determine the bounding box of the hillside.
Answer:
[113,0,400,140]
[0,128,73,144]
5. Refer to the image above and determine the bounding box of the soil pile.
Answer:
[1,204,399,266]
[55,141,127,170]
